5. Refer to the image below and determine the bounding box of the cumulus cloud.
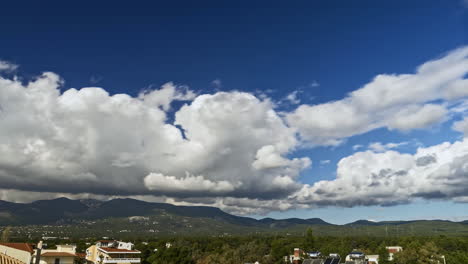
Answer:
[287,47,468,146]
[293,139,468,207]
[453,117,468,136]
[144,172,237,194]
[173,92,309,198]
[0,60,18,72]
[0,73,308,203]
[138,82,196,111]
[1,46,468,215]
[386,104,448,131]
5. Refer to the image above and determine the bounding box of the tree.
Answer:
[270,238,288,262]
[394,242,444,264]
[394,243,418,264]
[0,226,11,242]
[417,242,444,264]
[376,244,390,264]
[303,228,315,252]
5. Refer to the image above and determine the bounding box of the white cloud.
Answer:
[144,172,237,194]
[285,90,301,104]
[386,104,448,131]
[173,92,310,197]
[1,46,468,215]
[453,117,468,137]
[320,160,331,165]
[0,60,18,72]
[451,100,468,114]
[0,74,308,202]
[368,141,408,152]
[252,145,291,169]
[287,47,468,146]
[293,138,468,207]
[2,140,468,214]
[352,144,364,151]
[139,82,196,111]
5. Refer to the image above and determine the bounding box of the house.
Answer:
[95,241,116,248]
[86,240,140,264]
[386,246,403,261]
[367,254,379,264]
[0,243,34,264]
[288,248,303,264]
[32,244,77,264]
[0,251,28,264]
[345,250,367,264]
[37,252,77,264]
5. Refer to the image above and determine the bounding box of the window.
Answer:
[54,258,60,264]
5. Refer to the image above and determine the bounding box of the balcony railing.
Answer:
[102,258,141,263]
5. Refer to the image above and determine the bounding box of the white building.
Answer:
[367,254,379,264]
[86,240,140,264]
[32,244,77,264]
[386,246,403,261]
[0,243,34,264]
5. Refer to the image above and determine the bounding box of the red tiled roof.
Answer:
[41,252,77,257]
[0,243,34,254]
[98,247,140,253]
[76,253,87,259]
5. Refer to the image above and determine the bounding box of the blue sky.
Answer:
[0,0,468,224]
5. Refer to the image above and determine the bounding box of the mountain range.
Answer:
[1,198,467,237]
[0,197,332,227]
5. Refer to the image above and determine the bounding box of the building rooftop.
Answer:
[98,247,140,254]
[41,252,77,257]
[0,243,34,254]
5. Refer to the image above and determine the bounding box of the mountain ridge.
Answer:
[1,198,467,232]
